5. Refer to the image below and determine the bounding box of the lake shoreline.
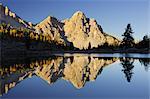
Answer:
[1,49,149,59]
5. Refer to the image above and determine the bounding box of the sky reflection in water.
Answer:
[0,54,149,99]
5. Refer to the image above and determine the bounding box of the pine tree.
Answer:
[121,24,135,49]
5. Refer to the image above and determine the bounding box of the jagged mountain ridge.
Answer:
[35,11,120,49]
[0,4,120,49]
[63,11,106,49]
[34,16,66,45]
[0,3,32,28]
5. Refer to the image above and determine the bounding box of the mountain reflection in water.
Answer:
[0,54,149,97]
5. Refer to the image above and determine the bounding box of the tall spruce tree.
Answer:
[121,24,135,49]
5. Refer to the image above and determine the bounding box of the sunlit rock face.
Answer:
[35,11,119,48]
[35,16,66,45]
[63,56,117,89]
[104,33,120,46]
[63,11,106,49]
[0,3,31,28]
[34,57,64,84]
[0,4,120,49]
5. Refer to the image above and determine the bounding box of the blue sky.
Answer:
[1,0,149,40]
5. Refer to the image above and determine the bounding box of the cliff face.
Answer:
[0,4,120,49]
[63,11,106,49]
[104,33,120,46]
[63,11,120,49]
[34,16,66,45]
[0,3,31,28]
[34,11,120,49]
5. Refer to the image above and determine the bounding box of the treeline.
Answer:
[120,57,149,83]
[0,23,66,50]
[0,23,66,44]
[120,24,149,50]
[0,23,149,51]
[73,24,149,52]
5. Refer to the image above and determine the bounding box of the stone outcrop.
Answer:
[0,3,31,28]
[33,11,120,49]
[63,11,106,49]
[0,4,120,49]
[104,33,120,46]
[34,16,66,45]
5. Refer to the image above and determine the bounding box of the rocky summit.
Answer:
[0,4,120,50]
[63,11,106,49]
[34,16,66,45]
[34,11,120,49]
[63,11,120,49]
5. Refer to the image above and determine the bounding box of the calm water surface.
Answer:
[0,54,149,99]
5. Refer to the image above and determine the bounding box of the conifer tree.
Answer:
[120,57,134,82]
[121,24,135,49]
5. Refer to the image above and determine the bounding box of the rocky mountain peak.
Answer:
[35,16,65,45]
[0,5,120,49]
[43,16,60,25]
[63,11,106,49]
[72,11,86,19]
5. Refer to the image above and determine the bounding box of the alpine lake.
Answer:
[0,53,149,99]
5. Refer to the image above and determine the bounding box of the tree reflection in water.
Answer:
[120,57,134,83]
[0,55,149,96]
[139,58,150,72]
